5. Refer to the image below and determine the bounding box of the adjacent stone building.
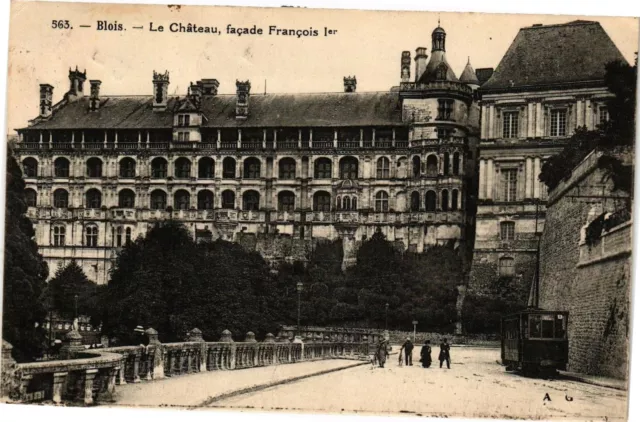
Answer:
[468,20,628,297]
[15,25,481,283]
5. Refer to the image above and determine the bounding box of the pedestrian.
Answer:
[439,338,451,369]
[400,337,414,366]
[376,338,389,368]
[420,340,432,368]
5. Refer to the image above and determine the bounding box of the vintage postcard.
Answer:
[0,1,638,421]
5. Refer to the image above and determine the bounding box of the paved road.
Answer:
[211,347,628,421]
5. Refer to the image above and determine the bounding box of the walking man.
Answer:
[376,338,389,368]
[400,337,414,366]
[439,338,451,369]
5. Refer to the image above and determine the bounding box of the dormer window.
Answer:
[437,99,453,120]
[177,114,191,127]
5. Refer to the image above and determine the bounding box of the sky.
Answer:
[5,2,639,132]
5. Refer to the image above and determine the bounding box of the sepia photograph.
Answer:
[0,1,638,421]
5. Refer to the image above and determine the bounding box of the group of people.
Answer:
[375,337,451,369]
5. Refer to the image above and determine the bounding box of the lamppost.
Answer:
[412,320,418,342]
[296,282,303,338]
[74,294,79,324]
[385,303,389,330]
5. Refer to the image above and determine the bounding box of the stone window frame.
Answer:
[500,221,516,241]
[197,189,215,210]
[119,157,136,178]
[54,157,70,178]
[376,156,390,179]
[84,224,99,247]
[150,189,167,210]
[549,108,568,137]
[52,224,66,247]
[498,164,519,203]
[53,188,69,208]
[498,255,516,277]
[22,157,38,178]
[374,190,389,212]
[277,190,296,212]
[25,188,37,207]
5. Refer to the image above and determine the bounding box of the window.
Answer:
[278,191,295,212]
[500,169,518,202]
[126,227,132,244]
[151,158,168,179]
[178,114,190,127]
[53,189,69,208]
[443,152,450,176]
[150,190,166,210]
[410,192,420,211]
[54,158,70,177]
[25,189,37,207]
[222,157,236,179]
[177,132,190,142]
[22,158,38,178]
[174,190,190,210]
[86,158,103,178]
[437,128,450,139]
[175,158,191,179]
[115,226,123,247]
[314,158,332,179]
[198,158,215,179]
[119,158,136,178]
[376,157,390,179]
[374,191,389,212]
[412,156,421,178]
[279,158,296,179]
[435,63,448,80]
[53,225,65,246]
[339,157,358,180]
[437,99,454,120]
[313,191,331,212]
[197,190,214,210]
[221,190,235,209]
[499,257,515,277]
[243,158,261,179]
[426,155,438,177]
[242,190,260,211]
[599,107,609,126]
[451,189,459,211]
[503,112,519,138]
[528,314,559,339]
[550,109,567,137]
[86,189,102,209]
[452,152,460,175]
[425,191,437,212]
[341,196,350,211]
[441,190,449,211]
[500,221,515,241]
[118,189,135,208]
[85,225,98,247]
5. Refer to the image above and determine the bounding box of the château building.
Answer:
[15,24,481,283]
[468,20,628,295]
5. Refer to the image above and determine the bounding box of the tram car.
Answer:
[501,309,569,376]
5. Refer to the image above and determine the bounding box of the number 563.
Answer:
[52,20,71,29]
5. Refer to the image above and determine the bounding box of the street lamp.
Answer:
[412,320,418,342]
[74,294,79,320]
[296,282,303,338]
[385,303,389,330]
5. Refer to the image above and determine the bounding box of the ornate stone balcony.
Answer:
[399,80,473,96]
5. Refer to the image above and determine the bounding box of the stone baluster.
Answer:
[52,372,68,404]
[117,360,127,385]
[132,350,141,383]
[145,328,164,379]
[164,349,173,377]
[220,329,235,370]
[98,367,117,402]
[80,369,99,405]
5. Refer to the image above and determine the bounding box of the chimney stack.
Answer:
[66,66,86,101]
[235,80,251,120]
[89,80,101,111]
[39,84,54,118]
[343,76,357,93]
[401,51,411,82]
[152,70,170,110]
[200,79,220,96]
[414,47,428,82]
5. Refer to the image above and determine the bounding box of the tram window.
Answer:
[541,315,554,338]
[529,315,542,338]
[555,315,566,338]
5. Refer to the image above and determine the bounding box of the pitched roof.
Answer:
[417,51,459,83]
[24,92,404,130]
[480,20,627,92]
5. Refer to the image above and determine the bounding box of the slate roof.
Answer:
[459,59,480,84]
[24,92,404,130]
[417,51,459,83]
[480,20,627,92]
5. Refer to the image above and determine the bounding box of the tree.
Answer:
[2,145,49,361]
[44,260,101,322]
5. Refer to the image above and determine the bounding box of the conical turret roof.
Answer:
[460,57,480,84]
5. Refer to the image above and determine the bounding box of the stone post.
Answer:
[81,369,99,405]
[18,374,33,402]
[188,328,207,373]
[293,336,304,361]
[117,361,127,385]
[60,330,84,359]
[132,350,141,383]
[145,328,164,379]
[52,372,68,404]
[1,340,17,401]
[220,329,235,370]
[97,367,117,402]
[245,332,258,367]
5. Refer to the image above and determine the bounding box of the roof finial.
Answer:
[438,15,441,27]
[467,56,470,64]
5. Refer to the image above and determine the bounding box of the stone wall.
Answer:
[538,150,631,379]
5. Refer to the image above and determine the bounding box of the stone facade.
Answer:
[538,150,631,379]
[468,21,626,300]
[15,25,480,283]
